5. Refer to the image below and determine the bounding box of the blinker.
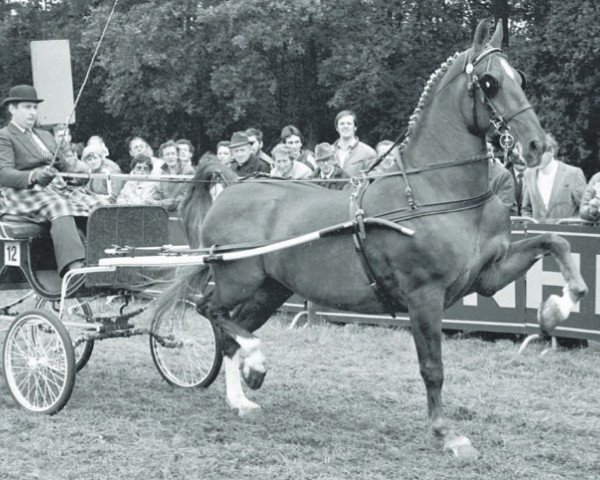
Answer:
[516,69,527,90]
[479,74,498,97]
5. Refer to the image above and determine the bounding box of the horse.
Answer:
[160,20,588,459]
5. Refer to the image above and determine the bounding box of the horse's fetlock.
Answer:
[420,365,444,386]
[237,335,261,352]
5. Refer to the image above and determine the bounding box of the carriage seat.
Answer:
[0,214,50,240]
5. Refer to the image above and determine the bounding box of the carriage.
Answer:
[0,204,223,414]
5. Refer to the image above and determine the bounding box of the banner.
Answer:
[30,40,75,126]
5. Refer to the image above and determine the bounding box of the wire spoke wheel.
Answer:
[36,297,94,371]
[3,309,76,414]
[150,300,222,388]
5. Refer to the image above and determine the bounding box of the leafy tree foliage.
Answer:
[0,0,597,173]
[511,0,600,175]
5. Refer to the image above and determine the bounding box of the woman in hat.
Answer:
[82,142,123,203]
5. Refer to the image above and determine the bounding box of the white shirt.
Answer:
[536,159,559,209]
[334,137,358,169]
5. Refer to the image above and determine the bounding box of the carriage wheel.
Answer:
[35,297,95,372]
[3,309,76,414]
[150,300,222,388]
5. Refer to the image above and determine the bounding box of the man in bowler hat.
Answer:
[0,84,104,276]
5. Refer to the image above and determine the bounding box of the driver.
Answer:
[0,84,106,276]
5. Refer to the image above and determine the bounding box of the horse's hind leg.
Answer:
[408,289,479,460]
[475,234,588,334]
[207,278,292,416]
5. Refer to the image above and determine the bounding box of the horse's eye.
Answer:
[479,74,499,97]
[516,69,527,90]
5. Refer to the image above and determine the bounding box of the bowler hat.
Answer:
[2,85,43,106]
[230,131,250,148]
[315,142,335,162]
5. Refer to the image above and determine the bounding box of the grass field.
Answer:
[1,308,600,480]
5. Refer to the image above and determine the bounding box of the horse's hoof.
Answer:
[237,403,262,418]
[443,436,479,460]
[538,295,566,335]
[242,367,266,390]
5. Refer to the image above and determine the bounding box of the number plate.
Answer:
[4,241,21,266]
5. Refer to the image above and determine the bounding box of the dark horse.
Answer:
[160,21,587,459]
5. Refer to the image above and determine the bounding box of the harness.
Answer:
[350,46,531,317]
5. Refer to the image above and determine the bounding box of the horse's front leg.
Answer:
[223,342,265,417]
[408,289,479,460]
[207,306,266,417]
[475,233,588,334]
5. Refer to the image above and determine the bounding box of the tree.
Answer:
[511,0,600,175]
[0,0,597,176]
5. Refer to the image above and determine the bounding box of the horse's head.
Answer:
[464,20,546,168]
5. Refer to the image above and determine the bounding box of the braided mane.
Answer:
[398,52,461,155]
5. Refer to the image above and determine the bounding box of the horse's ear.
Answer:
[473,20,490,54]
[489,21,503,49]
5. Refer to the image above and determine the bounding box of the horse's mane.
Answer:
[398,51,461,155]
[179,162,238,247]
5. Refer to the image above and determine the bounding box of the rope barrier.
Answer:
[55,171,360,185]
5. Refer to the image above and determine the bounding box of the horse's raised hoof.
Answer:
[241,350,267,390]
[538,295,566,335]
[443,436,479,460]
[242,366,267,390]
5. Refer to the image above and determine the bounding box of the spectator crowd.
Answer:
[6,108,396,216]
[2,84,600,228]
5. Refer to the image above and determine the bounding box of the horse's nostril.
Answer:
[529,139,543,153]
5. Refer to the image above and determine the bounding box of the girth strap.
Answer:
[351,209,400,318]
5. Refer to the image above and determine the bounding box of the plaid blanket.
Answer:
[0,180,109,222]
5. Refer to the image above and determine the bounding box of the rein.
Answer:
[344,46,525,316]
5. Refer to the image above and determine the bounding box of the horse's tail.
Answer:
[180,162,238,248]
[153,264,211,322]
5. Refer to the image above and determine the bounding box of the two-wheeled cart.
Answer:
[0,205,222,414]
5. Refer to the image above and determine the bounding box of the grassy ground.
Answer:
[1,305,599,480]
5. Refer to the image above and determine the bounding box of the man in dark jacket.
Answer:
[0,85,102,276]
[229,131,270,176]
[311,142,349,190]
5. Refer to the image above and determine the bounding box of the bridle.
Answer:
[466,47,533,153]
[362,46,533,213]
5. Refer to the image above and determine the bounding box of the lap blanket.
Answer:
[0,179,109,222]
